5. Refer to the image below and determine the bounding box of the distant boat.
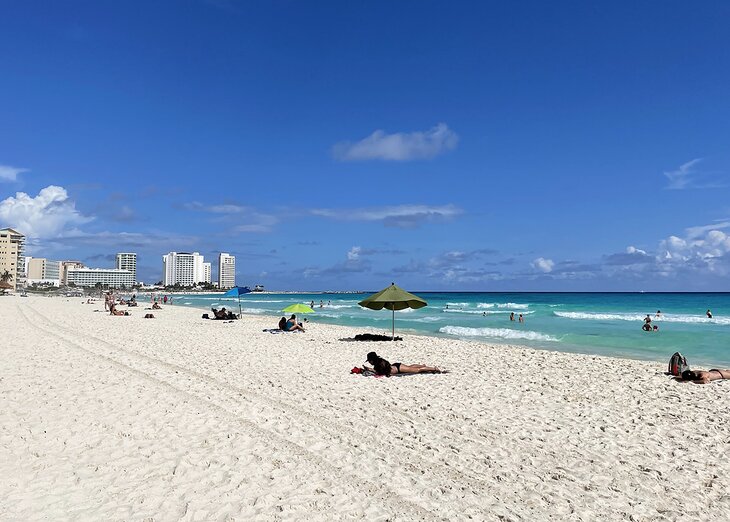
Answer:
[253,284,265,292]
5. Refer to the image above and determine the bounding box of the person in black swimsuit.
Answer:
[680,369,730,384]
[364,351,442,376]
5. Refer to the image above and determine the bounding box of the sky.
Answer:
[2,1,730,291]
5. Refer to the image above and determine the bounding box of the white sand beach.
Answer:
[2,295,729,521]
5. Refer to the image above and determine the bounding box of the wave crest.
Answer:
[553,311,730,325]
[439,325,558,342]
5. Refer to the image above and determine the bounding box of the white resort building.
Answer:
[66,267,135,288]
[115,253,137,283]
[218,253,236,289]
[162,252,208,286]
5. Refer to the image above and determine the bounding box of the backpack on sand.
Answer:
[668,352,689,376]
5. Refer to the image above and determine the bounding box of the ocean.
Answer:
[168,292,730,367]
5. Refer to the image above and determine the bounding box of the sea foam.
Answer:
[477,302,530,309]
[553,311,730,325]
[439,326,558,342]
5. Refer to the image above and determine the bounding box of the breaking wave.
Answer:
[439,326,558,342]
[477,302,530,310]
[553,311,730,325]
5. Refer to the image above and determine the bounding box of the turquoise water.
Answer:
[171,292,730,367]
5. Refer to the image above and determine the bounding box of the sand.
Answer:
[1,295,729,521]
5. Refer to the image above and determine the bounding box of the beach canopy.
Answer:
[358,282,427,339]
[282,303,315,314]
[222,286,251,317]
[0,280,12,290]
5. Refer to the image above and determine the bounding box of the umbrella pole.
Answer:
[392,307,395,340]
[238,295,242,318]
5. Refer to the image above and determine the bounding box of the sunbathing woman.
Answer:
[681,369,730,384]
[365,351,441,375]
[109,304,128,316]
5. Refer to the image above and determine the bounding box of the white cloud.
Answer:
[333,123,458,161]
[184,201,249,214]
[347,246,361,260]
[0,164,29,182]
[532,257,555,273]
[664,158,702,190]
[626,246,647,255]
[311,204,462,228]
[0,185,92,238]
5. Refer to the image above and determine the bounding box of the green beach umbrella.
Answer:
[282,303,315,315]
[358,282,427,340]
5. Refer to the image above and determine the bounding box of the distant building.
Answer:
[0,228,26,290]
[203,262,211,284]
[60,261,85,285]
[162,252,207,286]
[115,253,137,283]
[66,267,135,288]
[26,258,62,286]
[218,253,236,289]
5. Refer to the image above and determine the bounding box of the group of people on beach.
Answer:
[277,314,305,332]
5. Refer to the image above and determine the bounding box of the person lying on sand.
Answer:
[364,351,442,375]
[680,369,730,384]
[109,304,129,316]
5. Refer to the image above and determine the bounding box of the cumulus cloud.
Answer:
[311,204,462,228]
[532,257,555,273]
[0,185,92,238]
[604,246,653,266]
[656,225,730,275]
[333,123,458,161]
[0,164,29,182]
[664,158,702,189]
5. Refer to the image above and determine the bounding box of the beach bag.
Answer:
[202,313,209,319]
[668,352,689,376]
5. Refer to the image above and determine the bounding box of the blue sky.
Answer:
[2,1,730,291]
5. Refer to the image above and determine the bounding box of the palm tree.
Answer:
[0,269,13,283]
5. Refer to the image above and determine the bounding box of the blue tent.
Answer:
[222,286,251,317]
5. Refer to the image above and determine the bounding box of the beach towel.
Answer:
[354,333,403,341]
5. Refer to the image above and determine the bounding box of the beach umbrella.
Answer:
[282,303,315,315]
[358,282,427,340]
[222,286,252,317]
[0,280,11,295]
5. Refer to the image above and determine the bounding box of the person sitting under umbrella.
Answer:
[363,351,442,375]
[283,314,305,332]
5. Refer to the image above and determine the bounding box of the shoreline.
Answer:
[2,295,729,520]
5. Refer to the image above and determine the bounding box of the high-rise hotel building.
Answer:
[115,253,137,283]
[218,253,236,289]
[0,228,26,290]
[162,252,208,286]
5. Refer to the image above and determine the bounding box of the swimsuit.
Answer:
[392,362,402,374]
[709,369,727,379]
